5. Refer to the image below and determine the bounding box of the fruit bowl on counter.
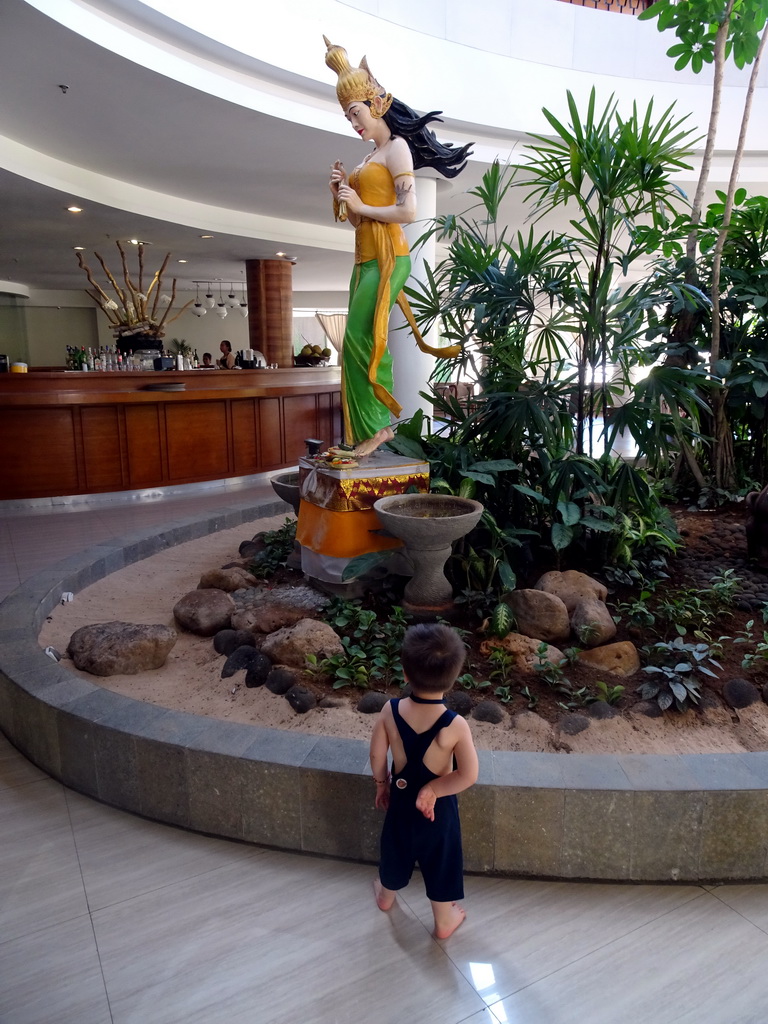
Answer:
[294,346,332,367]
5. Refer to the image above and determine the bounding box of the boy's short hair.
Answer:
[401,623,465,693]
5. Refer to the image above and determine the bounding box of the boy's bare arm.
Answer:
[369,712,392,810]
[415,719,479,821]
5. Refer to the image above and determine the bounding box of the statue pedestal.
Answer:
[296,449,429,586]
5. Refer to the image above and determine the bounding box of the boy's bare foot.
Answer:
[373,878,396,911]
[354,426,395,458]
[433,903,466,939]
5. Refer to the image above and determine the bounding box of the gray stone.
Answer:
[587,700,619,720]
[505,589,571,643]
[231,585,330,633]
[445,691,473,716]
[67,621,177,676]
[173,589,234,636]
[239,535,267,558]
[558,713,590,735]
[221,646,264,678]
[472,700,505,724]
[356,691,389,714]
[265,667,298,694]
[198,566,258,592]
[213,629,257,657]
[285,685,317,714]
[261,618,343,669]
[634,699,664,718]
[723,677,761,709]
[245,653,273,688]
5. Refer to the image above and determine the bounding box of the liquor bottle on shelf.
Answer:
[80,346,89,371]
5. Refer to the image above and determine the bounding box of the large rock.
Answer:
[198,567,258,592]
[577,641,640,677]
[231,584,330,634]
[261,618,344,669]
[504,589,570,643]
[480,633,565,672]
[67,621,176,676]
[173,589,234,636]
[534,570,608,613]
[570,597,617,647]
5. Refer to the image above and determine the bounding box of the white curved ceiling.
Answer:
[2,0,767,296]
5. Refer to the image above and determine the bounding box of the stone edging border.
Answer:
[2,497,768,881]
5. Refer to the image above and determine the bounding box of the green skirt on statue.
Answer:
[342,255,411,445]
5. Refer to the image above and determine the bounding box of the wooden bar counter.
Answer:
[0,367,342,500]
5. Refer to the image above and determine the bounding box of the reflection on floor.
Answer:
[2,480,767,1023]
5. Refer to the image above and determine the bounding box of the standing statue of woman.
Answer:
[324,37,471,456]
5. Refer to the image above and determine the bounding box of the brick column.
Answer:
[245,259,293,367]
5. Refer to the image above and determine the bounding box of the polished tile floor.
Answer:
[2,482,768,1023]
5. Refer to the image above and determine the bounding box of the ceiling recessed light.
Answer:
[275,251,286,257]
[73,246,84,251]
[67,206,82,213]
[178,259,187,263]
[200,234,214,239]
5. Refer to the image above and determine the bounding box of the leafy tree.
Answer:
[639,0,768,489]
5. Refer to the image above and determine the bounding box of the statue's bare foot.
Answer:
[354,426,394,457]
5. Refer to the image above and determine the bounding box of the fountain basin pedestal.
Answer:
[295,450,430,587]
[373,493,483,615]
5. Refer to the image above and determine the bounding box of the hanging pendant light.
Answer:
[204,282,215,309]
[216,283,228,319]
[226,283,239,308]
[239,281,248,318]
[191,282,207,317]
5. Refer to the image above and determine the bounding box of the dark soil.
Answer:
[265,504,768,724]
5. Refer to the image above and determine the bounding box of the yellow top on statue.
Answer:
[350,162,410,265]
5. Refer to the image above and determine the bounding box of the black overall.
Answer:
[379,698,464,903]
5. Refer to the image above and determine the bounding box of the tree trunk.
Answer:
[710,22,768,490]
[684,0,734,268]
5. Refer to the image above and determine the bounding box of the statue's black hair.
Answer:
[378,97,473,179]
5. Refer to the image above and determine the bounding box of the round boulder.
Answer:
[67,621,177,676]
[266,667,299,695]
[357,691,389,714]
[213,629,257,657]
[723,677,761,709]
[558,713,590,735]
[173,589,234,637]
[198,567,258,592]
[285,685,317,714]
[504,589,570,643]
[221,646,265,679]
[534,570,608,613]
[445,691,473,717]
[245,653,273,688]
[262,618,343,669]
[472,700,505,724]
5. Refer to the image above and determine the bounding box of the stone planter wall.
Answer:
[2,497,768,881]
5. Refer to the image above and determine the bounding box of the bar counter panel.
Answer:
[0,368,342,499]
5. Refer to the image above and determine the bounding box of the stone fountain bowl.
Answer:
[270,471,301,515]
[373,493,484,549]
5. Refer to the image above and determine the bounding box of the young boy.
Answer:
[369,623,479,939]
